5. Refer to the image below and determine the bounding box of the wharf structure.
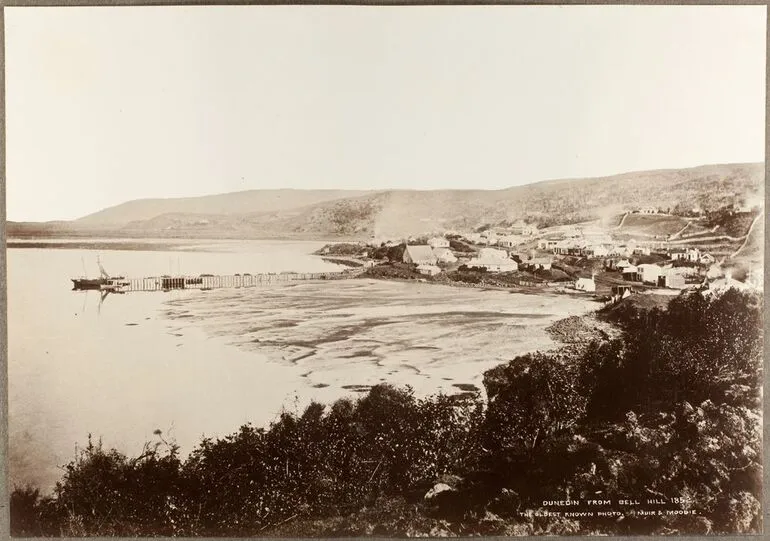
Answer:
[90,270,359,293]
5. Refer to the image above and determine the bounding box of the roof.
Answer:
[405,245,435,261]
[622,265,638,273]
[479,248,509,260]
[469,257,518,266]
[433,248,456,260]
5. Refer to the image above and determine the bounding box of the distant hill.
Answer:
[76,189,374,225]
[8,163,764,241]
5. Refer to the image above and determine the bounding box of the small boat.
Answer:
[72,277,109,290]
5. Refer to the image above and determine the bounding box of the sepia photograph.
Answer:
[3,4,766,537]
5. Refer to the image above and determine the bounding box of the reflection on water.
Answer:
[8,240,597,492]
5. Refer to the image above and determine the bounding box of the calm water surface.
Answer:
[8,239,597,491]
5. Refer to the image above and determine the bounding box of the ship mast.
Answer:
[97,255,110,279]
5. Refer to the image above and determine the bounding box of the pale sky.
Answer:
[5,5,767,222]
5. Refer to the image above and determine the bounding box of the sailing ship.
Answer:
[71,257,127,291]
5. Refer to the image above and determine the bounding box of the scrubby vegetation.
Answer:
[705,208,760,238]
[446,268,545,288]
[314,243,369,257]
[368,243,406,262]
[11,289,763,537]
[362,261,422,281]
[448,238,476,253]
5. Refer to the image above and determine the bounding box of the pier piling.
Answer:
[115,270,357,293]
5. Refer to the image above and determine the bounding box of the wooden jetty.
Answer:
[99,270,360,293]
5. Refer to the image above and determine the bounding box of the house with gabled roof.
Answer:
[433,248,457,264]
[403,245,437,266]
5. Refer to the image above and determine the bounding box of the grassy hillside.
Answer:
[617,214,691,238]
[9,163,764,240]
[730,212,764,267]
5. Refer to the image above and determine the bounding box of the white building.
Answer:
[575,277,596,292]
[637,263,662,284]
[538,238,561,250]
[507,220,537,236]
[433,248,457,264]
[587,245,609,258]
[478,248,509,260]
[467,258,519,272]
[427,237,450,249]
[553,239,575,255]
[661,268,686,289]
[467,248,518,272]
[497,235,521,248]
[669,248,687,261]
[528,256,553,270]
[417,264,442,276]
[685,248,701,263]
[481,232,499,246]
[622,265,639,281]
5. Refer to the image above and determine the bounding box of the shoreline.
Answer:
[356,265,608,300]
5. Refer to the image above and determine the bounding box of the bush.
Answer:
[10,485,47,536]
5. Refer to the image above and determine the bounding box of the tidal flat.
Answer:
[162,278,600,398]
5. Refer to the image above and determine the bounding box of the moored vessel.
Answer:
[72,256,125,291]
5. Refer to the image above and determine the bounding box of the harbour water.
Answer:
[7,239,599,492]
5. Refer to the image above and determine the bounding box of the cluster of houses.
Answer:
[613,260,689,289]
[371,221,725,295]
[401,238,459,276]
[463,221,538,247]
[668,247,716,265]
[402,241,520,276]
[568,260,691,296]
[465,248,519,272]
[538,231,653,259]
